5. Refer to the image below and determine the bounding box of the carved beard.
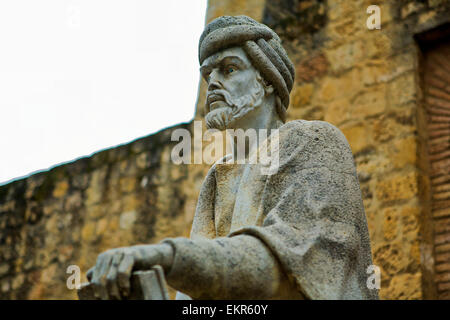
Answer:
[205,78,265,130]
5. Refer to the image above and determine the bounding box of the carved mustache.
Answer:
[206,90,234,109]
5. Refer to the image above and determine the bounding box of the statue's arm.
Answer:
[162,234,295,300]
[86,162,290,300]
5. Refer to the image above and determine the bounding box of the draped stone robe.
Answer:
[164,120,379,300]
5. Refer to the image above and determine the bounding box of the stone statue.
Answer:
[85,15,379,300]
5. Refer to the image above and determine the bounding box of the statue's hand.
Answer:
[86,243,173,300]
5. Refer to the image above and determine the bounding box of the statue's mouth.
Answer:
[207,93,228,111]
[207,93,224,104]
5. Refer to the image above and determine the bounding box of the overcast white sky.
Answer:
[0,0,207,185]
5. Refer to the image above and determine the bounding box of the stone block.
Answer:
[85,167,108,206]
[401,2,425,19]
[324,98,350,126]
[383,272,422,300]
[361,60,388,86]
[81,223,96,242]
[342,123,373,154]
[52,180,69,199]
[373,241,411,278]
[326,40,364,73]
[291,83,315,108]
[400,206,420,240]
[387,72,417,107]
[120,177,136,194]
[384,136,418,169]
[353,88,386,118]
[295,54,329,83]
[119,210,137,230]
[382,207,399,241]
[375,172,418,202]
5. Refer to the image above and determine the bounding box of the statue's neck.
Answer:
[229,97,283,159]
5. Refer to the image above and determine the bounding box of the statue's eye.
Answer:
[225,66,236,74]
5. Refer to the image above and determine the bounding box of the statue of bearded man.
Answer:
[86,16,379,300]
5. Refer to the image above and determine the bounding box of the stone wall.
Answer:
[1,0,449,300]
[0,122,209,299]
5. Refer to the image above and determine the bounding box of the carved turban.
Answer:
[199,15,295,121]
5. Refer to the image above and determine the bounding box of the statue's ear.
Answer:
[256,70,274,96]
[260,77,274,95]
[264,83,274,96]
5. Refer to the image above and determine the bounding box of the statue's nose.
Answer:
[208,81,221,92]
[207,69,223,91]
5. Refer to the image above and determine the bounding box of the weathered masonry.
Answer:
[418,23,450,299]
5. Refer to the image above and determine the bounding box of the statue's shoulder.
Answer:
[277,120,356,173]
[279,120,350,148]
[280,119,342,135]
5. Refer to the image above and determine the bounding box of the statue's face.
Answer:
[200,47,266,130]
